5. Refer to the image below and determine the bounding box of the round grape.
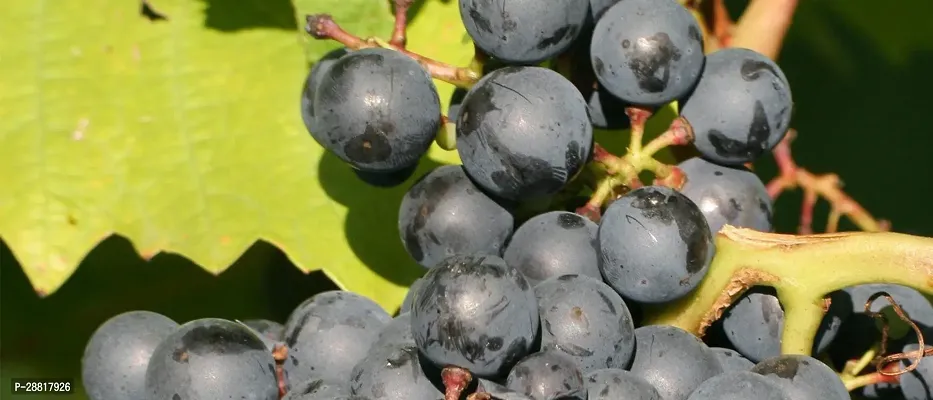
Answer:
[686,371,792,400]
[597,185,714,304]
[144,318,278,400]
[752,354,849,400]
[628,325,723,400]
[584,369,661,400]
[457,66,592,201]
[398,165,515,268]
[350,341,443,400]
[680,47,793,165]
[313,47,440,173]
[506,351,587,400]
[710,347,755,372]
[411,254,539,378]
[82,311,179,400]
[589,0,705,106]
[300,47,348,141]
[459,0,588,64]
[283,290,391,385]
[503,211,602,286]
[534,274,635,373]
[678,157,773,234]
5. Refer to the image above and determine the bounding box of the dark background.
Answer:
[2,0,931,398]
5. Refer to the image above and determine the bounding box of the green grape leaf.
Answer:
[0,0,469,311]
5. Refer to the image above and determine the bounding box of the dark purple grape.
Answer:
[283,291,391,385]
[82,311,179,400]
[679,48,793,165]
[589,0,705,106]
[411,254,539,378]
[144,318,278,400]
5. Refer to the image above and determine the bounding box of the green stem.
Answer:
[778,290,826,355]
[844,344,881,377]
[587,176,617,208]
[843,371,899,392]
[645,226,933,355]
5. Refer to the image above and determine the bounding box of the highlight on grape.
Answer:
[80,0,933,399]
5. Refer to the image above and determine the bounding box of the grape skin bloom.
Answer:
[411,254,539,378]
[282,291,391,385]
[677,157,773,234]
[82,311,179,400]
[144,318,279,400]
[589,0,705,106]
[313,47,441,173]
[597,186,714,304]
[456,66,592,202]
[458,0,588,64]
[398,165,515,268]
[680,47,794,165]
[628,325,723,400]
[534,274,635,374]
[300,47,348,142]
[503,211,602,286]
[751,354,849,400]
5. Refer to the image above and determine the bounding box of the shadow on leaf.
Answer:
[200,0,298,32]
[317,151,444,286]
[0,237,333,396]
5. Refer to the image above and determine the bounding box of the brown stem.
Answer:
[766,130,890,233]
[390,0,414,48]
[641,117,695,157]
[304,14,481,87]
[272,344,289,399]
[466,393,492,400]
[441,366,473,400]
[799,188,817,234]
[864,292,933,376]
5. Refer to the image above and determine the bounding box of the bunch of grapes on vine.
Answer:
[80,0,933,399]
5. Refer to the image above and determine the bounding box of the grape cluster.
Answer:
[78,0,931,399]
[79,282,933,400]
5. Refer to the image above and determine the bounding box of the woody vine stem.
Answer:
[299,0,933,396]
